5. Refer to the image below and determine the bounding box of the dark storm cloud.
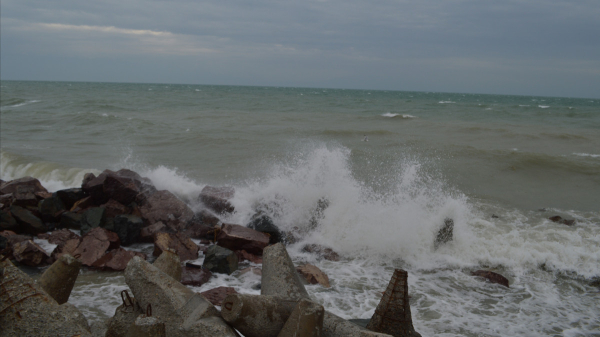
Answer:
[1,0,599,97]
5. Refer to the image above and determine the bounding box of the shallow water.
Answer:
[1,81,599,336]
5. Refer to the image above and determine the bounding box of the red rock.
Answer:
[37,229,80,247]
[51,238,81,260]
[101,199,129,218]
[216,223,269,255]
[73,227,121,266]
[200,286,238,306]
[91,248,146,270]
[0,177,48,195]
[296,264,330,288]
[103,175,140,205]
[472,270,509,288]
[153,232,199,261]
[139,190,194,232]
[12,240,50,266]
[235,250,263,264]
[139,221,167,242]
[302,244,340,261]
[199,186,235,214]
[181,266,213,286]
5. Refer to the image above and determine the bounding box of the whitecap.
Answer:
[538,105,550,108]
[381,113,415,118]
[438,101,455,104]
[573,153,600,158]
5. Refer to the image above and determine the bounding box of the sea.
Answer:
[1,80,599,336]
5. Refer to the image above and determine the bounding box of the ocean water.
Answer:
[1,80,599,336]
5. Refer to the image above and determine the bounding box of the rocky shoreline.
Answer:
[1,169,517,336]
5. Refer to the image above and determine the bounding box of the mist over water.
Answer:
[1,81,599,336]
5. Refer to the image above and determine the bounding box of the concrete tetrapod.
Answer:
[261,243,367,337]
[123,256,237,337]
[221,294,298,337]
[105,292,143,337]
[277,298,324,337]
[261,243,310,300]
[125,315,166,337]
[0,259,91,337]
[366,269,421,337]
[153,249,182,281]
[38,253,82,304]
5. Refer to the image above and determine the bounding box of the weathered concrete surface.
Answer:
[366,269,421,337]
[39,253,82,304]
[153,249,182,281]
[125,315,166,337]
[322,312,368,337]
[124,256,237,337]
[0,259,91,337]
[221,294,298,337]
[261,243,310,300]
[277,298,324,337]
[105,295,143,337]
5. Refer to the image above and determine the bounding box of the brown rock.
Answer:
[153,232,199,261]
[101,199,129,218]
[70,196,96,213]
[199,186,235,214]
[82,169,114,204]
[52,238,81,260]
[0,176,48,195]
[296,264,331,288]
[102,175,139,205]
[217,223,269,255]
[34,191,53,200]
[181,265,213,286]
[91,247,146,270]
[37,228,80,247]
[200,286,238,306]
[139,221,167,242]
[139,190,194,231]
[12,240,50,266]
[74,227,121,266]
[548,216,576,226]
[235,250,263,264]
[13,185,39,207]
[183,221,214,240]
[302,244,340,261]
[472,270,509,287]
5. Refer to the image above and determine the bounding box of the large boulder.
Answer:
[0,176,48,195]
[38,228,81,246]
[9,205,47,234]
[80,207,107,236]
[217,223,270,255]
[139,190,194,232]
[113,214,144,246]
[91,247,146,271]
[153,232,199,262]
[471,270,509,288]
[0,259,91,336]
[59,211,83,229]
[140,221,167,243]
[302,244,340,261]
[39,194,66,222]
[181,265,212,287]
[51,237,81,260]
[74,227,121,266]
[103,175,140,205]
[202,245,238,275]
[55,188,87,210]
[296,264,331,288]
[0,209,18,231]
[247,213,283,244]
[12,239,50,266]
[124,256,238,337]
[101,199,129,219]
[199,186,235,214]
[12,185,39,207]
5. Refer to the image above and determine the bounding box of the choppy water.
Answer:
[2,80,599,336]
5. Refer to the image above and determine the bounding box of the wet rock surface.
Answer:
[203,245,238,275]
[139,190,194,231]
[12,239,50,266]
[297,264,331,288]
[199,186,235,214]
[74,227,121,266]
[302,244,340,261]
[181,265,213,286]
[471,270,510,288]
[153,232,199,261]
[247,213,283,244]
[9,205,47,234]
[217,223,270,255]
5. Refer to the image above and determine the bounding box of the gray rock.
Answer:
[55,188,87,210]
[80,207,107,236]
[113,214,144,246]
[39,194,66,222]
[9,205,47,234]
[59,211,83,229]
[0,209,18,231]
[202,245,238,275]
[12,185,38,207]
[434,218,453,249]
[261,243,309,300]
[247,213,283,244]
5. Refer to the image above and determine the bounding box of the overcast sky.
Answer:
[2,0,599,98]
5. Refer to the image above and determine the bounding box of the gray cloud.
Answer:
[2,0,599,97]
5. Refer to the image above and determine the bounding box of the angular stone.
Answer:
[59,211,83,229]
[9,205,47,234]
[51,238,81,260]
[366,269,421,337]
[153,249,182,281]
[13,185,39,207]
[37,228,80,246]
[0,176,48,195]
[55,188,87,210]
[104,175,140,205]
[302,244,340,261]
[183,214,214,239]
[0,209,18,231]
[548,215,576,226]
[74,227,121,266]
[471,270,510,288]
[297,264,331,288]
[71,196,96,213]
[113,214,144,246]
[153,232,199,262]
[196,209,221,227]
[92,247,146,271]
[80,207,107,236]
[140,221,167,242]
[102,199,129,218]
[434,218,454,249]
[277,298,324,337]
[34,191,53,200]
[181,266,212,286]
[199,186,235,214]
[0,235,7,250]
[123,256,237,337]
[0,259,91,337]
[139,190,194,232]
[217,223,270,255]
[12,239,50,266]
[322,312,369,337]
[82,169,114,204]
[39,254,81,304]
[247,213,283,244]
[200,286,238,306]
[262,243,309,300]
[203,245,238,275]
[236,249,263,264]
[39,194,66,222]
